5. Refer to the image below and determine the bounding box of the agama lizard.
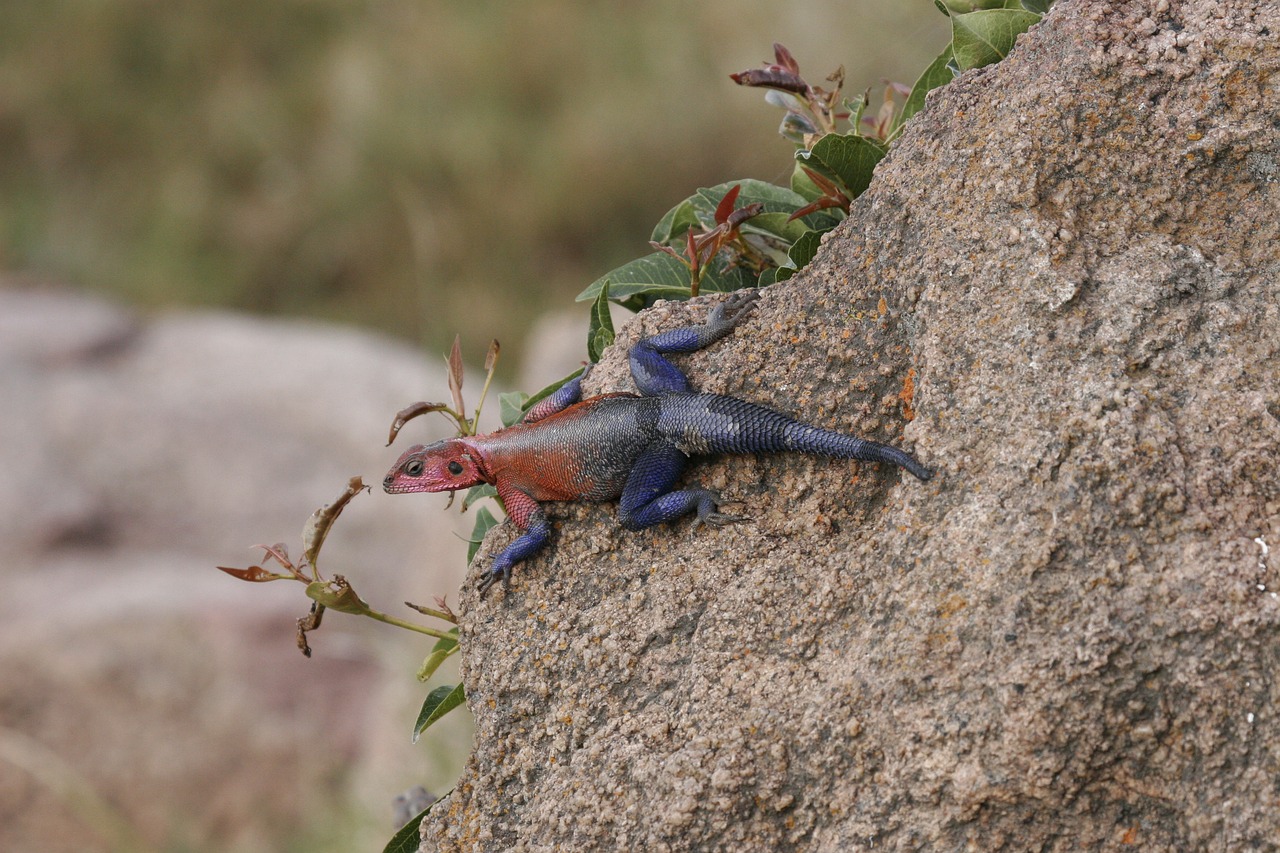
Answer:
[384,290,931,596]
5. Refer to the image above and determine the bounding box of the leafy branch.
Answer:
[579,0,1051,307]
[217,477,458,657]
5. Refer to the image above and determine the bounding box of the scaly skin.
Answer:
[384,290,932,596]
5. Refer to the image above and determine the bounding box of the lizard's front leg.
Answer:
[629,289,759,396]
[520,366,590,424]
[478,484,551,596]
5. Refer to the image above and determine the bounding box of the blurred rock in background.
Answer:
[0,283,474,852]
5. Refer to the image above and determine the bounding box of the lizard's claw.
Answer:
[691,490,750,531]
[707,289,761,331]
[476,565,510,598]
[694,511,750,530]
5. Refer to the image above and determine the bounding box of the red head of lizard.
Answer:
[383,438,486,494]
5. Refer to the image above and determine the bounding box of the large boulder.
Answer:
[0,287,473,852]
[424,0,1280,850]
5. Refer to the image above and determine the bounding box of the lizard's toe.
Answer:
[708,289,760,328]
[698,511,751,528]
[691,490,751,530]
[476,567,506,598]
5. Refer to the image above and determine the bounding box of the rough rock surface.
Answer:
[0,287,473,852]
[423,0,1280,850]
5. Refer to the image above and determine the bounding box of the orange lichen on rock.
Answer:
[899,367,918,421]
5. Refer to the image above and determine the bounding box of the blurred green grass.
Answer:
[0,1,945,367]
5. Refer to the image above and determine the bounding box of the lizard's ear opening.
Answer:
[447,460,464,476]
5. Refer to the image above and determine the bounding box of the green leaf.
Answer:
[416,627,460,682]
[416,649,454,683]
[431,627,459,654]
[498,391,529,427]
[736,212,807,245]
[461,483,498,510]
[383,797,442,853]
[949,8,1041,71]
[938,0,1025,11]
[577,251,755,305]
[790,163,825,202]
[694,257,758,294]
[587,282,616,363]
[650,198,702,244]
[845,90,871,135]
[576,251,693,303]
[649,180,836,247]
[736,211,814,245]
[894,47,955,135]
[1021,0,1053,13]
[467,507,499,563]
[786,228,829,271]
[690,180,832,230]
[763,228,831,284]
[305,578,371,616]
[796,134,887,201]
[413,683,466,743]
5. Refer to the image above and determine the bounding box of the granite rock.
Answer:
[423,0,1280,850]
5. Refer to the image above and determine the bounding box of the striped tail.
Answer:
[657,393,933,481]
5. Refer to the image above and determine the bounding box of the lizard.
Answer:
[383,289,932,596]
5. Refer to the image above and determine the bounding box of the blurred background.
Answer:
[1,0,946,368]
[0,2,944,851]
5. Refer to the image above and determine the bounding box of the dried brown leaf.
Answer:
[301,476,368,571]
[249,542,292,568]
[387,401,451,446]
[217,564,288,583]
[296,602,324,657]
[773,42,800,75]
[730,68,807,94]
[447,334,465,415]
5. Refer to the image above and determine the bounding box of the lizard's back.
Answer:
[477,388,925,504]
[478,394,662,503]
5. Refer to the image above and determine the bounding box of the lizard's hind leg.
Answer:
[629,290,760,396]
[617,442,746,530]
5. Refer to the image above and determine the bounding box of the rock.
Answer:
[0,286,475,852]
[423,1,1280,850]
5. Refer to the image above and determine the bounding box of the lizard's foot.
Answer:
[693,510,751,530]
[476,564,510,598]
[690,490,750,530]
[706,289,760,332]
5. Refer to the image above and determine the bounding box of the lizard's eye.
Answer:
[447,461,464,476]
[405,460,424,477]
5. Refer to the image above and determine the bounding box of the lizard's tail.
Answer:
[780,419,934,481]
[658,394,933,481]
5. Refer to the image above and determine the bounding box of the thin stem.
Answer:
[362,608,456,640]
[405,601,457,623]
[474,366,498,432]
